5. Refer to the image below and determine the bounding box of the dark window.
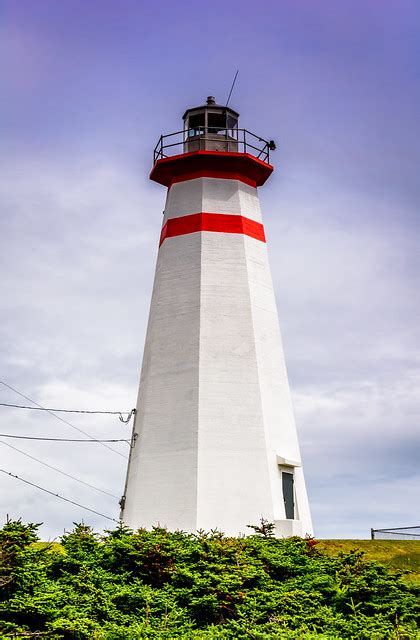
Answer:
[208,111,227,134]
[188,113,205,137]
[282,471,294,519]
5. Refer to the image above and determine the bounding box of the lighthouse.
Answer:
[121,97,313,538]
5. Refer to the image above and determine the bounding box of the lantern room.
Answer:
[183,96,239,153]
[150,97,275,187]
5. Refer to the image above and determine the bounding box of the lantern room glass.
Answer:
[184,108,238,153]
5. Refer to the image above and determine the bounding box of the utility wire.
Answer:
[0,468,119,523]
[0,381,128,459]
[0,433,130,443]
[0,402,136,425]
[0,440,119,499]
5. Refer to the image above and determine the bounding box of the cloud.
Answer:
[1,143,419,539]
[0,153,158,382]
[1,0,419,540]
[0,152,417,540]
[0,151,163,537]
[264,187,420,537]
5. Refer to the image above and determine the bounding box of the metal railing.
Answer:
[371,526,420,540]
[153,128,272,165]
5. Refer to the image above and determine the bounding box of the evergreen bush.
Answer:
[0,518,418,638]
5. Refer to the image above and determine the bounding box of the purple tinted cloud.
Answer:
[1,0,419,538]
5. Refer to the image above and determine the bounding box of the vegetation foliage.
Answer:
[0,518,418,639]
[316,540,420,587]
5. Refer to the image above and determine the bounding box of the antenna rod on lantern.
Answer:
[226,69,239,107]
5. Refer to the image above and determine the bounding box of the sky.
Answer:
[0,0,419,540]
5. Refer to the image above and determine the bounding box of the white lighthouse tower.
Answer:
[121,97,312,538]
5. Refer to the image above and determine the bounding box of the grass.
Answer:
[33,541,65,554]
[318,539,420,585]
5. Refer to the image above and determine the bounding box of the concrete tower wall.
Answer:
[122,177,312,537]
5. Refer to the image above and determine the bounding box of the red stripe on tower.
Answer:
[159,213,266,246]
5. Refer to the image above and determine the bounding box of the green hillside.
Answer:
[318,540,420,586]
[1,519,419,639]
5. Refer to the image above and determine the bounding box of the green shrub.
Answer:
[0,519,418,638]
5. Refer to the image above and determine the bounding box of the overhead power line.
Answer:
[0,440,119,499]
[0,433,130,443]
[0,381,129,459]
[0,402,136,425]
[0,468,119,523]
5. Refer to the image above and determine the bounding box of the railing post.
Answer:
[370,528,375,540]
